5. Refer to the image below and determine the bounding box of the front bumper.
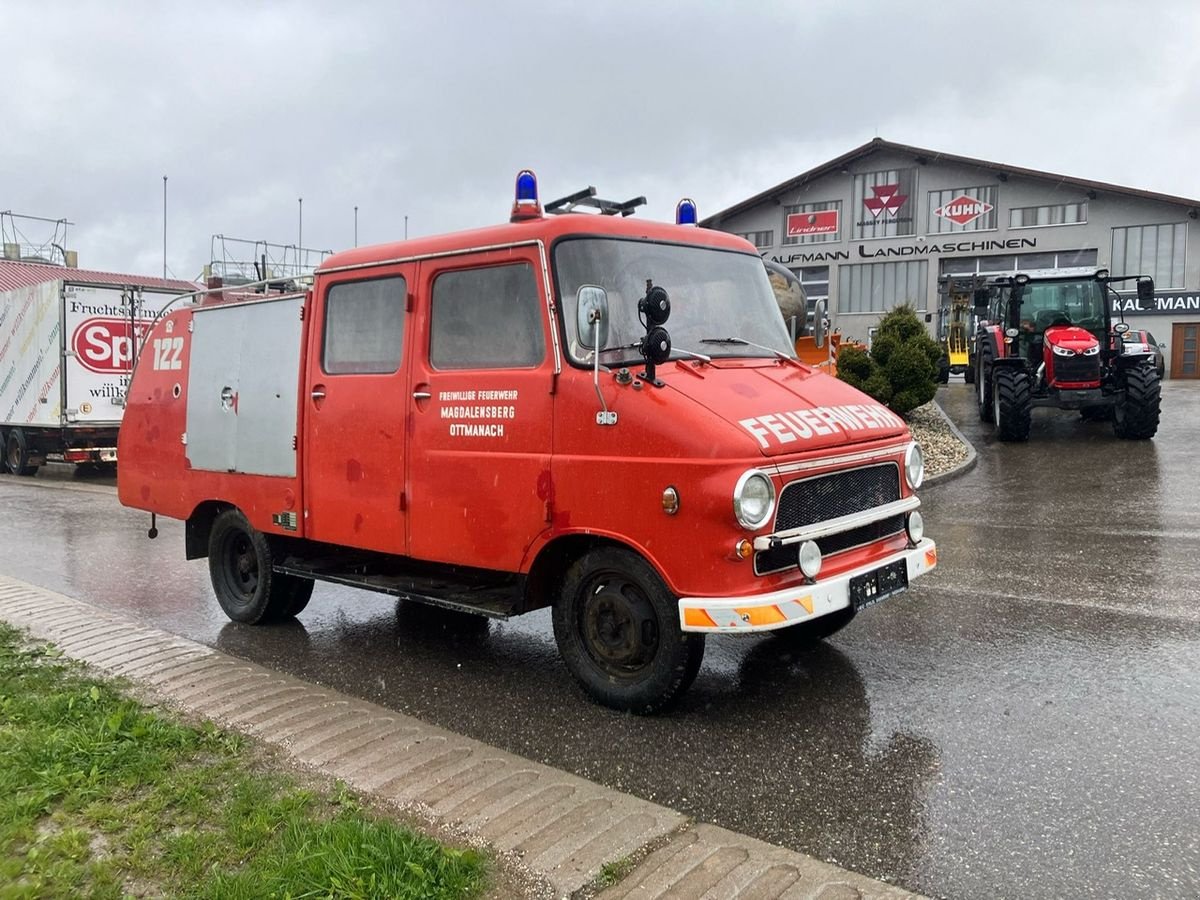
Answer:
[678,538,937,633]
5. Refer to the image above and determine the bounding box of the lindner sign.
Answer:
[786,209,839,238]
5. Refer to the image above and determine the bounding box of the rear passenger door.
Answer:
[407,250,555,572]
[304,269,411,555]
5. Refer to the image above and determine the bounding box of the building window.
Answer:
[323,275,406,375]
[852,168,917,240]
[1009,203,1088,229]
[798,266,830,303]
[782,201,841,245]
[736,230,774,249]
[838,260,928,314]
[928,186,997,234]
[938,249,1098,277]
[1111,223,1186,288]
[430,263,545,369]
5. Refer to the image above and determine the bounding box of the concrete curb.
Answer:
[0,574,921,900]
[922,397,977,487]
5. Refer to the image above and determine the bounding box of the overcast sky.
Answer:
[2,1,1197,278]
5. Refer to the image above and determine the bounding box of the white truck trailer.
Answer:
[0,259,194,474]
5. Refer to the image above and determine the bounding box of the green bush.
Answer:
[836,304,941,414]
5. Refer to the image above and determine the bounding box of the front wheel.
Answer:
[1113,365,1161,440]
[994,368,1032,442]
[208,508,310,624]
[552,547,704,714]
[977,353,993,422]
[964,365,976,385]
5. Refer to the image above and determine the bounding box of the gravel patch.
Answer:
[904,401,971,478]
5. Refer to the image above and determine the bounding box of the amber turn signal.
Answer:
[662,486,680,515]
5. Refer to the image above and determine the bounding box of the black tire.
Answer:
[769,607,856,647]
[977,353,993,422]
[5,428,39,476]
[993,368,1032,442]
[964,365,976,385]
[1112,365,1161,440]
[552,546,704,714]
[937,363,950,384]
[207,509,308,624]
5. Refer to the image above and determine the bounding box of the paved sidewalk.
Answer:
[0,574,920,899]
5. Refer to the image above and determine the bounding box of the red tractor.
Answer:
[974,268,1160,441]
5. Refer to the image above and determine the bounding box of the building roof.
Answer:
[700,137,1200,227]
[0,259,196,294]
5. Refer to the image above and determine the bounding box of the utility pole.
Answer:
[162,176,167,278]
[354,206,358,247]
[404,215,408,240]
[298,197,303,269]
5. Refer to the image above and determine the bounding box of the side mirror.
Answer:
[812,299,828,349]
[576,285,609,350]
[1136,277,1155,303]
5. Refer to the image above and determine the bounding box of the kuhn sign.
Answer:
[934,195,993,226]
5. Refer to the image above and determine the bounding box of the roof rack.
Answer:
[544,186,647,217]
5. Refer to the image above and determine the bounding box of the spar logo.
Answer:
[72,317,148,374]
[934,194,994,226]
[862,184,908,218]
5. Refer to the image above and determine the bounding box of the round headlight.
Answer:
[904,442,925,490]
[1005,327,1019,338]
[798,540,822,579]
[905,510,924,544]
[733,470,775,530]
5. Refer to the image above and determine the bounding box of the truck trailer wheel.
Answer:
[552,547,704,714]
[1112,365,1161,440]
[5,428,40,476]
[208,509,311,624]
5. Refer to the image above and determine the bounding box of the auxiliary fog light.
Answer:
[798,540,822,580]
[905,510,925,545]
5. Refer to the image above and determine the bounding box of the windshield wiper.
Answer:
[700,337,802,367]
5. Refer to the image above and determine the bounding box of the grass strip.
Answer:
[0,622,486,898]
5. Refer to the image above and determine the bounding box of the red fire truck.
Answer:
[117,174,936,712]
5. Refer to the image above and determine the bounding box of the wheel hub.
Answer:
[581,577,658,674]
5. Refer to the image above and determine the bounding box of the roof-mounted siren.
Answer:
[675,198,698,226]
[511,169,543,222]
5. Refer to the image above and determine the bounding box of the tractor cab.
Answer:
[1010,274,1108,387]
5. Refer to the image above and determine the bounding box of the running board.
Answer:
[273,554,522,619]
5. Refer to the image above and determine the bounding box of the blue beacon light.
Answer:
[511,169,542,221]
[676,198,698,226]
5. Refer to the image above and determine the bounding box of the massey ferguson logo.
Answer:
[72,317,147,374]
[862,184,908,218]
[934,195,994,226]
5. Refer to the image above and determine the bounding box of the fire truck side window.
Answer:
[429,263,544,369]
[322,276,407,375]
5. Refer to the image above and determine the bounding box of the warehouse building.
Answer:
[702,138,1199,379]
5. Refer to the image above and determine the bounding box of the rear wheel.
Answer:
[1113,365,1161,440]
[5,428,40,476]
[208,509,309,623]
[994,368,1032,442]
[552,546,704,714]
[937,362,950,384]
[964,365,976,385]
[977,353,993,422]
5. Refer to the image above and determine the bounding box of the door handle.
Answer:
[412,391,432,400]
[311,389,326,400]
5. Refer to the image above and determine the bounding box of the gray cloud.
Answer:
[2,0,1196,276]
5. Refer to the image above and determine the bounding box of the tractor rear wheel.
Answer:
[1112,365,1161,440]
[993,368,1032,442]
[977,353,993,422]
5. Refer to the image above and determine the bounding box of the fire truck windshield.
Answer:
[554,238,795,365]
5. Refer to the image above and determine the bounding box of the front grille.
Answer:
[1053,354,1100,384]
[754,514,907,576]
[773,463,901,532]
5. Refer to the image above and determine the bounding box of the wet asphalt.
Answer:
[1,382,1198,899]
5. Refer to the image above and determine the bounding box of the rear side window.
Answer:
[430,263,544,369]
[323,276,406,374]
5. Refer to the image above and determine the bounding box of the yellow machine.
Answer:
[936,275,981,383]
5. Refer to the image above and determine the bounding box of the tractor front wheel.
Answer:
[977,353,993,422]
[993,368,1032,442]
[1113,365,1161,440]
